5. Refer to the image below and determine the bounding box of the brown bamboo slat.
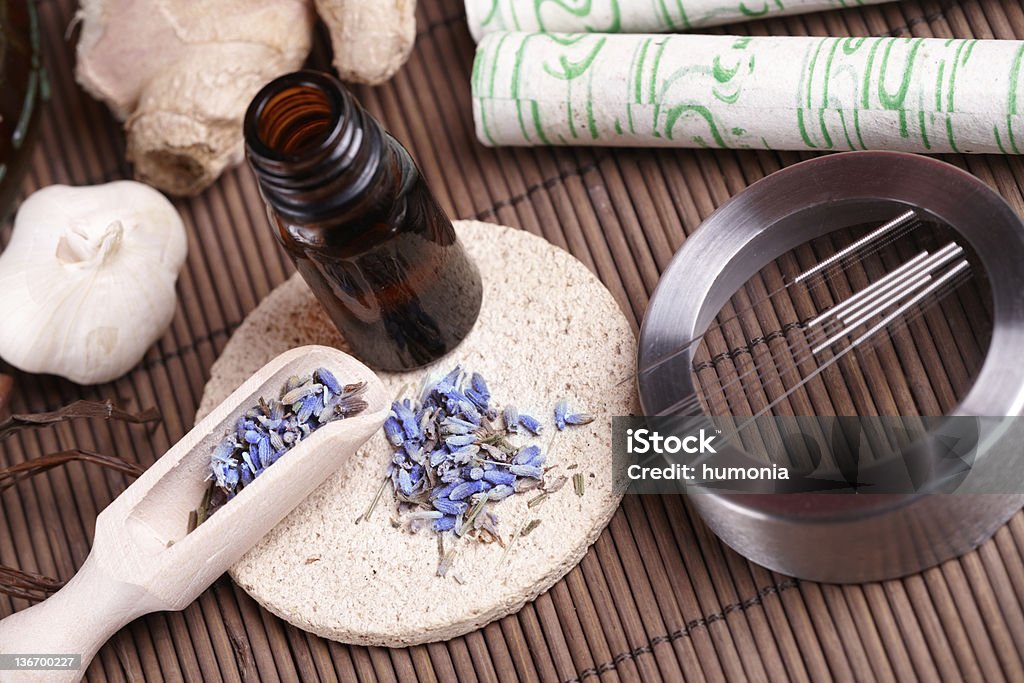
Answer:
[2,0,1024,681]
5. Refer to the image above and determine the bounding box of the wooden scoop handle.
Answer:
[0,346,388,680]
[0,552,162,682]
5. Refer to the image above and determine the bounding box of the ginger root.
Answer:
[316,0,416,85]
[75,0,314,196]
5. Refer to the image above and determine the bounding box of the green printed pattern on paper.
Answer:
[467,0,893,38]
[472,32,1024,155]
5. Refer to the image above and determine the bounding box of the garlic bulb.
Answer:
[0,182,187,384]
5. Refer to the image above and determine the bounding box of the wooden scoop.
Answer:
[0,346,389,682]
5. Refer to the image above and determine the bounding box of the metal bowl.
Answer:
[637,151,1024,583]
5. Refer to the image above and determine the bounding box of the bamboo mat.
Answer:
[3,0,1024,680]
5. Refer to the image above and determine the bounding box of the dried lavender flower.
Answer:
[434,515,457,532]
[510,464,544,478]
[488,485,515,500]
[519,413,543,435]
[555,398,594,430]
[554,399,569,431]
[332,382,370,417]
[503,405,519,433]
[194,367,366,525]
[445,433,478,448]
[315,367,343,395]
[483,469,516,486]
[450,480,490,500]
[382,416,404,447]
[512,445,541,466]
[281,381,322,406]
[434,498,468,515]
[470,372,490,403]
[382,365,598,553]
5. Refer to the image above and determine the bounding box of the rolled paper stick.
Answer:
[472,32,1024,155]
[466,0,898,41]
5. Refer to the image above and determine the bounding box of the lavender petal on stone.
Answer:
[380,365,599,545]
[519,413,543,435]
[554,399,569,431]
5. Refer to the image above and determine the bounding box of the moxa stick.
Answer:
[472,32,1024,155]
[466,0,898,41]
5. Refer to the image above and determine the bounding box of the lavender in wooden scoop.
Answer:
[0,346,387,679]
[194,367,367,526]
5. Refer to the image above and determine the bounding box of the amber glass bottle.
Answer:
[0,0,44,222]
[244,71,482,371]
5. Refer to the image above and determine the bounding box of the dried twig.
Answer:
[0,449,147,600]
[0,449,145,492]
[0,400,160,442]
[0,565,65,602]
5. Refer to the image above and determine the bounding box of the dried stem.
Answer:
[0,449,145,492]
[0,400,161,442]
[0,448,146,601]
[0,565,65,602]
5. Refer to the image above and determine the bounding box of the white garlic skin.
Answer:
[0,181,187,384]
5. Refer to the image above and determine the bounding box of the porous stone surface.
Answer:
[197,221,637,647]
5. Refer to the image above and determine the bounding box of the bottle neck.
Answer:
[244,70,393,226]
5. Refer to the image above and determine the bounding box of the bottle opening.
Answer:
[256,84,336,158]
[243,70,385,223]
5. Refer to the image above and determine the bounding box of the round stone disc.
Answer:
[197,221,637,647]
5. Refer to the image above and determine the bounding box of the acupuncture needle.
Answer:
[628,210,921,385]
[626,261,971,474]
[661,263,971,418]
[656,252,971,417]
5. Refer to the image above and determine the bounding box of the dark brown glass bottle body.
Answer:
[0,0,44,222]
[244,71,482,371]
